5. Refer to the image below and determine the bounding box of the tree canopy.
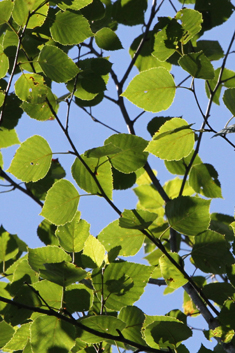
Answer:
[1,0,235,353]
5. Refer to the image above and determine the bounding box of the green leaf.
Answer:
[223,88,235,115]
[40,261,87,286]
[122,68,175,112]
[92,262,153,310]
[195,0,234,32]
[112,0,147,26]
[56,211,90,252]
[7,135,52,182]
[159,252,188,290]
[95,27,123,50]
[112,167,136,190]
[13,0,48,28]
[72,155,112,199]
[9,257,39,295]
[0,0,13,25]
[55,0,92,11]
[118,306,147,346]
[81,0,105,21]
[179,51,215,79]
[28,246,71,273]
[64,283,93,313]
[210,213,234,242]
[206,68,235,105]
[203,282,235,306]
[164,177,195,198]
[0,52,9,79]
[104,134,148,173]
[31,315,75,353]
[145,118,194,161]
[98,220,145,257]
[0,93,23,129]
[143,316,192,349]
[133,184,164,212]
[195,40,224,61]
[15,73,48,104]
[33,280,63,311]
[0,321,15,348]
[119,209,157,230]
[153,20,183,61]
[189,163,222,198]
[165,196,210,236]
[21,90,59,121]
[26,158,66,201]
[3,285,41,325]
[51,10,93,45]
[130,32,171,72]
[191,230,234,274]
[2,323,31,352]
[165,149,202,175]
[37,219,59,246]
[0,128,20,148]
[39,45,80,83]
[82,235,105,268]
[219,300,235,331]
[77,316,126,343]
[0,225,19,263]
[175,9,202,44]
[40,179,80,226]
[225,264,235,288]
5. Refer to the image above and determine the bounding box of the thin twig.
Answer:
[0,168,43,207]
[179,30,235,196]
[80,106,121,133]
[0,295,164,353]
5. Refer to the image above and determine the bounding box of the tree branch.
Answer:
[0,168,43,207]
[0,295,164,353]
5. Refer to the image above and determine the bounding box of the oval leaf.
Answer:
[121,68,176,113]
[7,135,52,182]
[40,179,80,226]
[165,196,211,236]
[50,10,93,45]
[39,45,79,83]
[145,118,194,161]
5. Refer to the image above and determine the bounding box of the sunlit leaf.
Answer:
[40,179,80,226]
[92,262,153,310]
[0,321,14,348]
[192,230,234,274]
[175,9,202,44]
[77,316,126,343]
[119,209,157,230]
[143,316,192,349]
[122,68,175,112]
[31,315,75,353]
[7,135,52,182]
[40,261,87,286]
[56,211,90,252]
[165,196,210,236]
[0,0,13,25]
[159,252,188,290]
[98,219,145,257]
[104,134,148,173]
[82,235,105,268]
[179,51,214,79]
[51,10,93,45]
[145,118,194,161]
[72,155,112,199]
[95,27,123,50]
[189,163,222,198]
[39,46,80,83]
